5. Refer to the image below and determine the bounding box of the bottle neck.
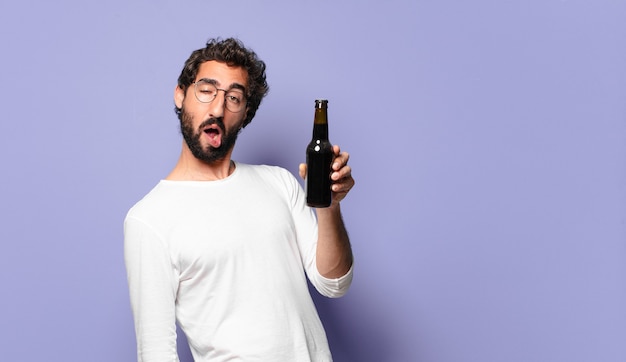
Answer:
[312,108,328,139]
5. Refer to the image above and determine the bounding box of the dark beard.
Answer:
[179,107,241,164]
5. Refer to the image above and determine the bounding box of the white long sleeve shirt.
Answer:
[124,163,353,362]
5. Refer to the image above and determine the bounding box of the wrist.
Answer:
[315,203,342,222]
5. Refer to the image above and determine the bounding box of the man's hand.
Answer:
[300,144,355,205]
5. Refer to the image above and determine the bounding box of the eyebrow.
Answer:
[197,78,247,93]
[229,83,247,93]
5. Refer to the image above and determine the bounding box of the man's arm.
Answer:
[124,216,179,361]
[300,144,355,279]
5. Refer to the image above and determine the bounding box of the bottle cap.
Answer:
[315,99,328,108]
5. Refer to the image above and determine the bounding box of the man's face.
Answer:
[175,60,249,164]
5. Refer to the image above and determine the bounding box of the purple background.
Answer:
[1,1,625,361]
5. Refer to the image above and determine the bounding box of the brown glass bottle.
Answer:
[306,99,333,208]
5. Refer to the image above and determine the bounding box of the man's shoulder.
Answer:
[237,163,306,201]
[238,162,294,180]
[125,181,169,220]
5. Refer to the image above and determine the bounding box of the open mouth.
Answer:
[202,125,222,148]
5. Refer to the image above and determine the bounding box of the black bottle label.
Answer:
[306,136,333,207]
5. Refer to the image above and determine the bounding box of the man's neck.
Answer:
[166,144,235,181]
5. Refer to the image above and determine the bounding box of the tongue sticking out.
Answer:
[204,128,222,148]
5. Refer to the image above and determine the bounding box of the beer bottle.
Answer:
[306,99,333,208]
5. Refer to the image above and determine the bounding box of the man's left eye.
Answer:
[226,94,242,104]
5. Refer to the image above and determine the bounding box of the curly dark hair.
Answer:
[175,38,269,128]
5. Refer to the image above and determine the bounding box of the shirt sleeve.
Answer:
[308,263,354,298]
[124,215,180,362]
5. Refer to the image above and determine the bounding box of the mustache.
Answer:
[198,117,225,133]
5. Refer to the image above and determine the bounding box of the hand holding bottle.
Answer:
[300,144,354,207]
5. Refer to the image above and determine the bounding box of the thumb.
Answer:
[299,163,307,179]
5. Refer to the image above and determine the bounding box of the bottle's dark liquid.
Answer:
[306,100,333,208]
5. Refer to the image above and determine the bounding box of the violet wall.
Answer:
[1,1,625,361]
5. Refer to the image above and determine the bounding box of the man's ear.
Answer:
[174,85,185,109]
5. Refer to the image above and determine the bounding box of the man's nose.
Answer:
[207,91,226,118]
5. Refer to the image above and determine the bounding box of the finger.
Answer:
[332,174,355,194]
[332,165,352,181]
[299,163,307,179]
[332,151,350,171]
